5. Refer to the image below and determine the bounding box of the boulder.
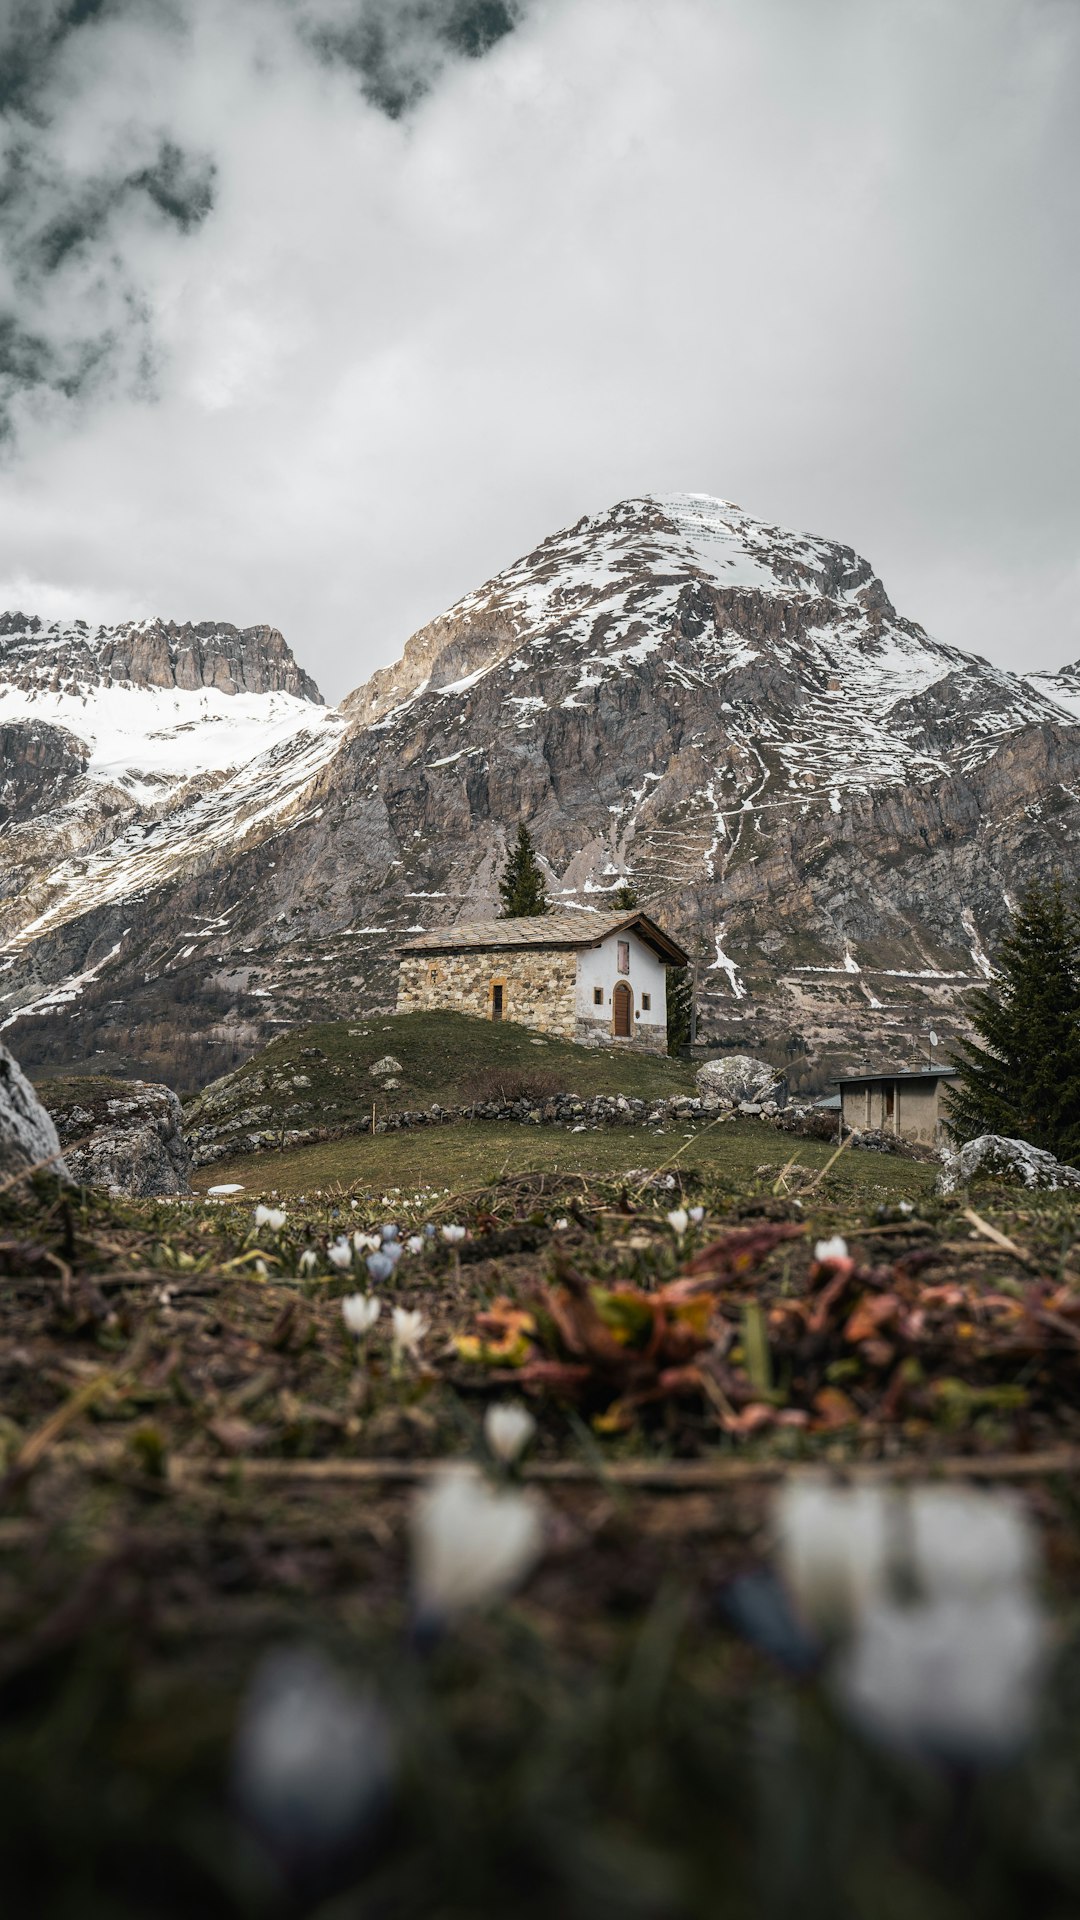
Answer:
[0,1041,69,1183]
[696,1055,776,1109]
[937,1134,1080,1195]
[39,1077,191,1197]
[370,1056,403,1077]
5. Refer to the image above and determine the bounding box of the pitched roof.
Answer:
[399,910,689,966]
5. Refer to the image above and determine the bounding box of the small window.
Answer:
[617,940,630,974]
[641,993,651,1011]
[492,983,504,1022]
[429,967,438,985]
[593,986,603,1006]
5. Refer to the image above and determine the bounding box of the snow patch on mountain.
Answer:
[0,681,336,802]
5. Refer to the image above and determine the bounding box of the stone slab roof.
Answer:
[399,911,689,965]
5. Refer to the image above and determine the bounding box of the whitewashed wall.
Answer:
[575,930,668,1036]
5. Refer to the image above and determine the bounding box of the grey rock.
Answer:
[937,1134,1080,1195]
[370,1056,403,1077]
[46,1079,191,1197]
[697,1055,776,1108]
[0,1041,68,1182]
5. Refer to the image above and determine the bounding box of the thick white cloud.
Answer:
[0,0,1077,698]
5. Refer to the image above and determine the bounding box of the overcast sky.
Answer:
[1,0,1077,701]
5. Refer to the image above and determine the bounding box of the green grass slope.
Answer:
[186,1011,698,1157]
[189,1114,935,1203]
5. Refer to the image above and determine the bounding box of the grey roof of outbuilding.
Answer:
[834,1067,959,1086]
[399,911,689,965]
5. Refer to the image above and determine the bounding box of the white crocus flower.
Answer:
[232,1647,395,1871]
[814,1235,849,1263]
[342,1294,382,1337]
[689,1206,705,1224]
[405,1236,424,1255]
[484,1403,537,1465]
[297,1249,318,1276]
[440,1224,466,1244]
[391,1307,428,1361]
[410,1464,544,1628]
[835,1586,1045,1764]
[553,1218,569,1231]
[774,1480,893,1636]
[327,1237,354,1271]
[353,1231,381,1254]
[666,1208,689,1236]
[254,1205,287,1231]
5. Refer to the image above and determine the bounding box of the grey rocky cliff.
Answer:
[0,613,324,702]
[0,719,89,824]
[38,1076,191,1197]
[5,494,1080,1095]
[0,1041,68,1182]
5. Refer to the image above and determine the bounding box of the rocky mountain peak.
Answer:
[0,613,324,704]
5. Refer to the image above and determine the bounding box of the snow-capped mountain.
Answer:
[0,615,345,954]
[3,495,1080,1091]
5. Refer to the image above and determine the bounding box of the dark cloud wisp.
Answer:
[0,0,529,440]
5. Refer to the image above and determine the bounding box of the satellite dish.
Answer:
[929,1030,939,1047]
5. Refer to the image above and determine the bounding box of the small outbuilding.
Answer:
[397,910,689,1052]
[835,1066,958,1145]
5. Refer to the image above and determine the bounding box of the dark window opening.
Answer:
[885,1083,895,1120]
[492,984,504,1022]
[641,993,651,1011]
[593,986,603,1006]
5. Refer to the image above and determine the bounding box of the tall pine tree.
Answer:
[948,878,1080,1160]
[498,825,550,918]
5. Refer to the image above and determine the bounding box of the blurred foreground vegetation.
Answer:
[4,1154,1080,1916]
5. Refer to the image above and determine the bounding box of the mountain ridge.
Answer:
[3,492,1080,1094]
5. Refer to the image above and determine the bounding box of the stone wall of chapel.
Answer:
[396,948,579,1038]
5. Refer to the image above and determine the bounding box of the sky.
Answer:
[0,0,1077,703]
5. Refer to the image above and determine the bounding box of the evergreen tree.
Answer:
[613,881,639,910]
[498,825,550,918]
[948,878,1080,1160]
[667,966,694,1057]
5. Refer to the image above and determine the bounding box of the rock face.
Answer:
[0,612,323,702]
[696,1055,777,1107]
[39,1077,191,1197]
[5,492,1080,1095]
[937,1135,1080,1194]
[0,1042,68,1181]
[0,719,89,824]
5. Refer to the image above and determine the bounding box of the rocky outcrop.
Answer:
[38,1076,191,1196]
[0,1042,68,1182]
[696,1055,778,1108]
[0,719,89,824]
[937,1135,1080,1194]
[0,613,323,702]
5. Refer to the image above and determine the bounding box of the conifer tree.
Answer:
[948,878,1080,1160]
[667,967,694,1057]
[613,881,639,910]
[498,825,550,918]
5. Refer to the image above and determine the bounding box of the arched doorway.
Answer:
[612,981,633,1039]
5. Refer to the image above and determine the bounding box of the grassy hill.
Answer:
[185,1011,699,1158]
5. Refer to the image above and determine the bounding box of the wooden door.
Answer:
[613,981,632,1038]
